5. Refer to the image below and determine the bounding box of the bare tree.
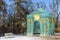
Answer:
[0,0,7,24]
[0,0,7,14]
[49,0,60,27]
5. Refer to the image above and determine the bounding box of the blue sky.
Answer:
[4,0,15,5]
[31,0,52,3]
[4,0,52,6]
[3,0,60,13]
[31,0,53,5]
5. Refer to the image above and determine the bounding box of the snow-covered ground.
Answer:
[0,36,43,40]
[0,35,60,40]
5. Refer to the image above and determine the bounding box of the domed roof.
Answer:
[27,8,54,18]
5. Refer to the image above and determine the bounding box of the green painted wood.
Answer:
[27,8,56,36]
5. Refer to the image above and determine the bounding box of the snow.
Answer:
[0,35,46,40]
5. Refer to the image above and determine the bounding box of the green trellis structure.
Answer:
[26,8,56,36]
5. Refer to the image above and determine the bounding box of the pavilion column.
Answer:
[27,18,31,36]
